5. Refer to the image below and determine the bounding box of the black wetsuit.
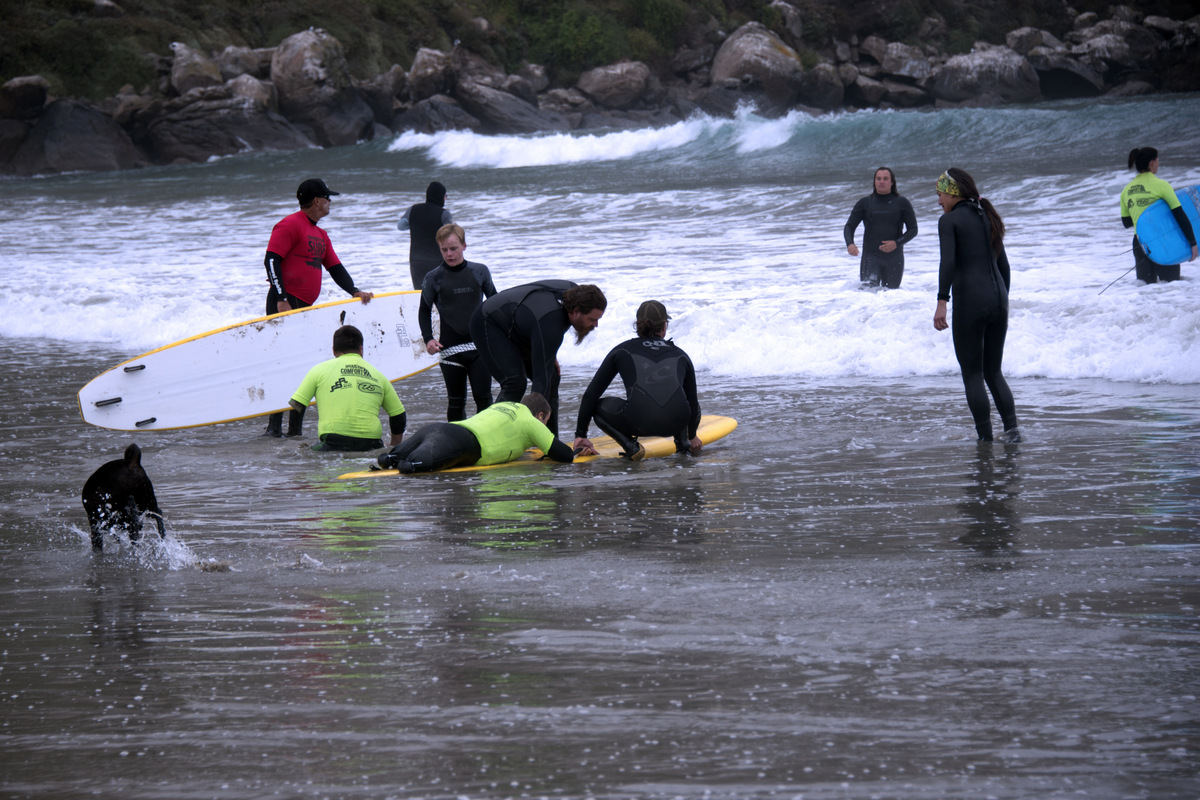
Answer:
[574,336,701,455]
[419,260,497,421]
[469,280,576,437]
[399,202,452,289]
[938,200,1017,441]
[844,192,918,288]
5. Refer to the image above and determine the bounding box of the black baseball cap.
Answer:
[637,300,671,327]
[297,178,340,205]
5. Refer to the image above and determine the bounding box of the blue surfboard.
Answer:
[1136,184,1200,266]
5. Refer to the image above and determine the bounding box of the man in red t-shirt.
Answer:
[262,178,374,437]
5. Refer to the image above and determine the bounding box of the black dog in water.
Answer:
[81,443,165,551]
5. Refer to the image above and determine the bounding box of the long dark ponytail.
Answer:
[947,167,1004,255]
[1128,147,1157,173]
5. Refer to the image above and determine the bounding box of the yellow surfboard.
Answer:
[337,415,737,479]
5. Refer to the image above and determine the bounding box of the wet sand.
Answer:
[1,340,1198,799]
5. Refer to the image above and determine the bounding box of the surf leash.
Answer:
[1098,266,1135,295]
[437,342,476,367]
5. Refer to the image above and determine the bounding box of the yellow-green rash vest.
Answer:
[1121,172,1182,227]
[452,401,556,466]
[291,353,405,439]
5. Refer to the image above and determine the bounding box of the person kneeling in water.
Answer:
[573,300,702,461]
[376,393,575,473]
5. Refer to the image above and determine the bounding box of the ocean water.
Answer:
[1,96,1198,799]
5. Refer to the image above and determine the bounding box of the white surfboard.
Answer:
[78,291,437,431]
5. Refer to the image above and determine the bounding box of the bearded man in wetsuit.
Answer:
[375,393,574,473]
[398,181,453,290]
[844,167,918,289]
[573,300,702,461]
[469,281,606,438]
[262,178,373,438]
[418,224,497,421]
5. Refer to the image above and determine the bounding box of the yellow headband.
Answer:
[936,172,962,196]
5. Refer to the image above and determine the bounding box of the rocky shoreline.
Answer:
[1,3,1196,178]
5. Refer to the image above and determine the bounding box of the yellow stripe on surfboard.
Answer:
[336,415,737,480]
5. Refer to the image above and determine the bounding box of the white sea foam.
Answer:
[4,98,1200,385]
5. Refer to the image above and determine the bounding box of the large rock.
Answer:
[881,42,932,82]
[354,65,408,127]
[392,95,482,134]
[135,85,313,163]
[575,61,651,110]
[929,43,1041,104]
[846,73,887,106]
[0,75,50,119]
[1006,27,1066,56]
[1026,46,1105,98]
[454,79,571,133]
[769,0,804,48]
[169,42,223,95]
[408,48,454,101]
[216,45,273,81]
[710,22,804,115]
[796,62,843,109]
[271,29,375,147]
[0,119,30,173]
[10,99,146,176]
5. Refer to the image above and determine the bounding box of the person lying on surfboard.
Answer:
[573,300,702,461]
[289,325,407,452]
[374,393,574,474]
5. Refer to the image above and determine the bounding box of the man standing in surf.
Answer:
[261,178,374,438]
[469,281,606,438]
[844,167,918,289]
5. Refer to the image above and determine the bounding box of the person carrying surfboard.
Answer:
[1120,147,1198,284]
[572,300,702,461]
[288,325,407,452]
[374,393,574,473]
[418,223,497,422]
[468,281,607,438]
[262,177,375,437]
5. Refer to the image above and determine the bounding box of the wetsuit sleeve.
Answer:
[574,350,620,438]
[418,270,439,343]
[1170,205,1197,246]
[683,355,701,440]
[265,251,285,295]
[844,198,867,246]
[388,410,407,437]
[326,264,359,296]
[397,207,411,231]
[442,209,453,225]
[546,438,575,463]
[897,198,918,247]
[527,311,566,398]
[1122,215,1134,229]
[996,242,1011,292]
[478,264,497,298]
[936,214,955,302]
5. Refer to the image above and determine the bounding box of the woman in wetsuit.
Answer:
[1120,146,1197,284]
[932,168,1020,443]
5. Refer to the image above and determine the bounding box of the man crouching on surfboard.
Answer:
[288,325,407,452]
[262,177,375,438]
[375,393,574,473]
